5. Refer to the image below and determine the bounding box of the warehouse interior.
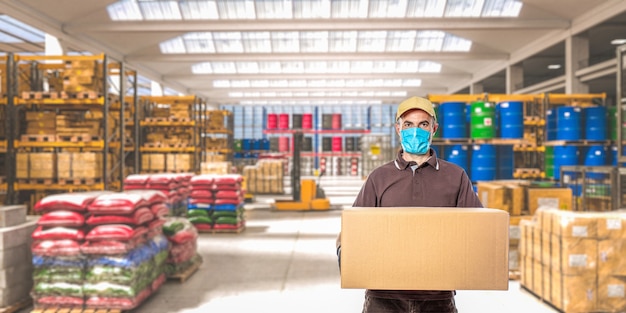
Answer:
[1,0,626,312]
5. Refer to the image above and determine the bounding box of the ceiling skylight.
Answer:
[238,100,383,106]
[229,90,408,98]
[108,0,523,20]
[212,79,421,88]
[0,15,45,43]
[161,30,471,54]
[192,60,441,74]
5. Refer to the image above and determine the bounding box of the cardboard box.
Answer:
[558,237,598,275]
[532,260,543,297]
[551,272,597,313]
[527,188,572,215]
[476,181,525,216]
[596,212,626,239]
[340,207,509,290]
[598,239,626,276]
[598,275,626,313]
[551,210,598,238]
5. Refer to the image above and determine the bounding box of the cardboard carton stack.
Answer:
[242,159,284,195]
[200,161,233,175]
[165,154,193,172]
[521,209,626,312]
[25,112,56,136]
[169,102,191,120]
[16,152,56,181]
[62,60,103,94]
[141,154,165,173]
[57,152,104,181]
[0,205,38,308]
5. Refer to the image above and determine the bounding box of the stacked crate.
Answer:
[169,102,191,120]
[16,152,56,182]
[242,159,284,195]
[521,209,626,312]
[57,152,104,182]
[25,112,56,136]
[62,60,103,94]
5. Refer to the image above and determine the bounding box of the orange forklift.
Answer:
[272,132,331,211]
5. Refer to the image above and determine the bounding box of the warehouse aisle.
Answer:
[131,207,559,313]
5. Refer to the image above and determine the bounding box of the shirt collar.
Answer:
[394,148,440,171]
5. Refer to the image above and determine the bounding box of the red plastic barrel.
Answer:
[332,136,343,152]
[278,136,290,152]
[278,114,289,129]
[267,114,277,129]
[302,113,313,129]
[331,113,342,130]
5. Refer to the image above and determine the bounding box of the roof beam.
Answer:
[127,51,507,62]
[64,18,570,33]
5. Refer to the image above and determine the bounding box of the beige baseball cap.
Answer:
[396,96,437,121]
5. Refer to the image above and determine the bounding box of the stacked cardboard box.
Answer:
[57,152,103,180]
[141,154,165,172]
[521,209,626,312]
[62,60,103,94]
[169,102,191,119]
[200,162,232,175]
[207,111,226,129]
[0,205,37,307]
[243,159,284,194]
[16,153,56,180]
[25,112,56,135]
[166,154,192,172]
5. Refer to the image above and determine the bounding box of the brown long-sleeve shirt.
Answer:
[352,148,483,300]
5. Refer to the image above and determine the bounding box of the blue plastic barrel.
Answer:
[546,109,557,141]
[261,138,270,151]
[242,139,251,151]
[556,106,582,140]
[470,144,496,182]
[584,145,608,179]
[584,106,607,140]
[445,145,469,174]
[553,146,578,180]
[252,139,262,151]
[498,101,524,139]
[497,145,514,179]
[439,102,467,139]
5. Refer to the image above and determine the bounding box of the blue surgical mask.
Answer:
[400,127,431,155]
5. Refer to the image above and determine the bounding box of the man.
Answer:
[337,96,483,313]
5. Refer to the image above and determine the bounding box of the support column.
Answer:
[151,81,163,96]
[565,34,589,94]
[470,82,483,94]
[506,65,523,94]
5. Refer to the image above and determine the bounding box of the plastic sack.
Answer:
[34,191,110,212]
[124,189,168,205]
[80,237,146,255]
[32,226,85,241]
[213,203,240,211]
[33,282,84,297]
[190,174,215,186]
[188,216,213,225]
[168,240,197,264]
[124,174,151,185]
[190,189,214,199]
[214,174,243,185]
[187,209,209,218]
[188,198,214,205]
[32,255,85,268]
[214,198,242,206]
[37,210,85,227]
[85,288,152,310]
[32,239,82,257]
[88,193,148,215]
[33,296,84,308]
[213,221,245,230]
[210,183,241,191]
[193,223,212,231]
[150,203,169,217]
[214,190,240,200]
[162,218,198,245]
[86,207,155,226]
[33,267,84,284]
[86,225,148,241]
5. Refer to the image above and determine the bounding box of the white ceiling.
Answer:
[1,0,626,106]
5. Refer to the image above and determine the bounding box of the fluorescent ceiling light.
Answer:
[195,60,440,74]
[611,39,626,45]
[109,0,522,20]
[547,64,561,70]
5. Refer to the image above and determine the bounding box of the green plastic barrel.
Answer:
[544,146,554,179]
[470,101,495,139]
[233,139,243,152]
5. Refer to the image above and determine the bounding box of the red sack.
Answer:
[32,226,85,241]
[85,288,152,310]
[34,296,84,307]
[210,183,241,191]
[124,174,151,185]
[150,203,169,217]
[214,190,240,200]
[125,190,167,205]
[86,207,154,226]
[190,174,215,186]
[85,224,148,241]
[32,239,81,256]
[88,193,148,215]
[188,198,214,206]
[214,198,242,205]
[214,174,243,185]
[80,238,145,255]
[193,223,212,231]
[38,211,85,227]
[34,191,109,212]
[190,189,213,199]
[213,221,245,230]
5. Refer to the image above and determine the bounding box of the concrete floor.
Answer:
[19,177,560,313]
[133,207,559,313]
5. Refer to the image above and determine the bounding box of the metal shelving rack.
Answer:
[560,165,619,211]
[202,108,234,164]
[1,54,133,205]
[138,95,201,173]
[617,44,626,209]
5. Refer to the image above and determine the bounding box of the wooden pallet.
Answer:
[56,134,100,142]
[20,134,57,142]
[60,91,101,100]
[21,91,62,100]
[0,298,32,313]
[57,178,100,185]
[18,178,54,185]
[513,168,542,179]
[167,257,203,283]
[31,309,122,313]
[198,224,246,234]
